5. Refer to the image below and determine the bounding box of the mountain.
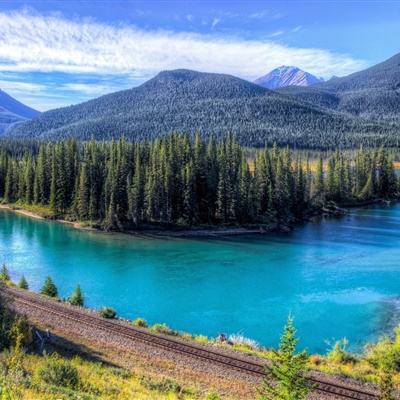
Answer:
[254,66,324,89]
[277,53,400,123]
[7,68,398,149]
[0,89,39,134]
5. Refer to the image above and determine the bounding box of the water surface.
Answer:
[1,205,400,354]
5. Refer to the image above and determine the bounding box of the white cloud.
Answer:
[211,17,221,28]
[269,30,285,38]
[62,82,124,96]
[0,10,366,81]
[0,79,45,92]
[291,25,303,33]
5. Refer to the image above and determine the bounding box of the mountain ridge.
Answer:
[277,52,400,123]
[254,66,324,89]
[0,89,40,134]
[7,55,400,148]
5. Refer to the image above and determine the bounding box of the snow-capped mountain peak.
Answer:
[254,66,324,89]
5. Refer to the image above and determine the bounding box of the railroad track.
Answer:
[2,286,380,400]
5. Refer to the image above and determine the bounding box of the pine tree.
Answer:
[259,316,311,400]
[18,275,29,290]
[0,265,10,282]
[40,276,58,298]
[312,157,325,206]
[69,284,84,307]
[77,162,90,220]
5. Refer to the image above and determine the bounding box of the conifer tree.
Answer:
[18,275,28,290]
[40,276,58,298]
[77,162,90,220]
[0,265,10,282]
[259,316,311,400]
[69,284,84,307]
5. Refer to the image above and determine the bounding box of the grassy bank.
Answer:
[0,350,221,400]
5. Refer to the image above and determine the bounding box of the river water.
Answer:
[1,204,400,354]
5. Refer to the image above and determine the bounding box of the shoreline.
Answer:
[0,202,281,237]
[0,198,396,239]
[0,204,46,220]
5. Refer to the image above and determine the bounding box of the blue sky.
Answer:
[0,0,399,111]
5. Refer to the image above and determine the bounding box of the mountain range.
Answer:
[277,53,400,124]
[0,90,39,134]
[6,52,400,149]
[254,66,324,89]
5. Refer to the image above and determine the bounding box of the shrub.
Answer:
[38,355,79,389]
[327,339,356,364]
[99,307,116,319]
[132,318,148,328]
[206,391,222,400]
[139,376,182,394]
[150,323,177,336]
[228,334,260,350]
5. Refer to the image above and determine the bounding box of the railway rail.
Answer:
[2,285,382,400]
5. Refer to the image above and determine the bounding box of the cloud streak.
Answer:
[0,10,366,80]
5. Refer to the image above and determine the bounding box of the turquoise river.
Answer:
[1,204,400,354]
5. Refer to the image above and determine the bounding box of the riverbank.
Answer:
[0,202,283,237]
[1,283,384,399]
[0,198,397,239]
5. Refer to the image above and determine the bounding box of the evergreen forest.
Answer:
[0,134,398,231]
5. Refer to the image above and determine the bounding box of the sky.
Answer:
[0,0,399,111]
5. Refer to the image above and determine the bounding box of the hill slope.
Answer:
[254,66,323,89]
[277,53,400,123]
[8,69,396,148]
[0,89,40,133]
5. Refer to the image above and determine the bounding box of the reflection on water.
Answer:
[1,203,400,354]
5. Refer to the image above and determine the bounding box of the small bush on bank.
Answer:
[206,391,222,400]
[99,307,116,319]
[228,334,260,350]
[150,323,178,336]
[38,355,79,389]
[139,376,182,394]
[132,318,148,328]
[327,339,357,364]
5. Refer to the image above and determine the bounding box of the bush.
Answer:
[327,339,356,364]
[228,334,260,350]
[132,318,148,328]
[139,376,182,394]
[206,391,222,400]
[99,307,116,319]
[38,355,79,389]
[150,323,178,336]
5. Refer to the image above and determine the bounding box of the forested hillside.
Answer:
[278,52,400,123]
[8,69,398,149]
[0,135,397,231]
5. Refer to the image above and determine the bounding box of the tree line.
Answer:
[0,134,398,231]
